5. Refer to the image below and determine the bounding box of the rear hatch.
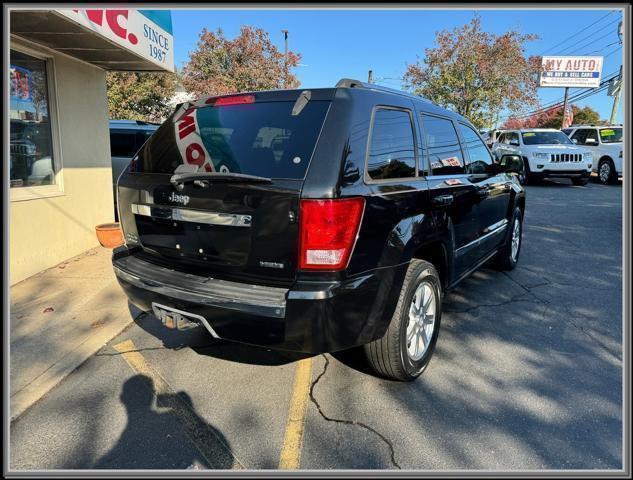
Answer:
[117,89,333,287]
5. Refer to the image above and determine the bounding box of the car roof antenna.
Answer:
[292,90,311,116]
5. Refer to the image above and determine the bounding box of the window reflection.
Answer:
[10,50,55,188]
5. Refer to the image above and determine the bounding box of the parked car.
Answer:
[491,128,593,185]
[112,79,526,381]
[562,124,623,185]
[485,128,507,148]
[109,120,159,216]
[10,119,55,187]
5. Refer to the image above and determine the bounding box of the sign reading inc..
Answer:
[539,56,603,88]
[56,9,174,71]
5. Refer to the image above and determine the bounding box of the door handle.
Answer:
[432,194,454,206]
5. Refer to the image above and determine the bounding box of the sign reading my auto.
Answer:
[55,9,174,71]
[539,56,603,88]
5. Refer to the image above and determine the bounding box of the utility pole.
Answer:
[560,86,569,129]
[281,29,288,89]
[609,66,622,124]
[608,21,623,124]
[368,70,373,83]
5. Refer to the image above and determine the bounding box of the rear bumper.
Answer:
[113,247,403,353]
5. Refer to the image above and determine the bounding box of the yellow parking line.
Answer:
[278,357,313,469]
[113,339,245,469]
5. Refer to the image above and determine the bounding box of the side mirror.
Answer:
[509,139,520,146]
[585,138,598,145]
[572,138,578,144]
[499,155,523,174]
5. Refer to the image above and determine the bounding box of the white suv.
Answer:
[491,129,593,186]
[562,125,623,185]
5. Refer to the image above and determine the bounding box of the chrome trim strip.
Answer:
[131,203,252,227]
[151,302,221,339]
[455,219,508,256]
[483,218,508,234]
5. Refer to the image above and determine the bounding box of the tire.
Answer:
[518,158,537,186]
[572,177,589,186]
[492,207,523,271]
[364,259,442,382]
[598,158,618,185]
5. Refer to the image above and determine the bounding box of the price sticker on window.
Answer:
[440,157,462,167]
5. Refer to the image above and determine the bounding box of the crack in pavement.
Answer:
[514,265,616,291]
[96,343,218,357]
[444,292,537,314]
[502,272,621,362]
[309,354,401,469]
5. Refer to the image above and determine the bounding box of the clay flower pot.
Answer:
[95,222,124,248]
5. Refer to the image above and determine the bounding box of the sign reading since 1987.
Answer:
[539,56,603,88]
[55,9,174,71]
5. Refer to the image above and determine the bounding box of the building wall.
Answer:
[10,42,114,285]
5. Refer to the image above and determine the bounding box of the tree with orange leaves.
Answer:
[403,15,541,130]
[181,25,301,98]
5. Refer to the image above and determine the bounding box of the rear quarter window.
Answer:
[366,108,417,180]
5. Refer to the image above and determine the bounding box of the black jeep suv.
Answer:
[113,79,526,381]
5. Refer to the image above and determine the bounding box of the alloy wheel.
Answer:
[406,282,437,361]
[511,218,521,261]
[599,162,611,184]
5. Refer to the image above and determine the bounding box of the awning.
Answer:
[10,9,174,72]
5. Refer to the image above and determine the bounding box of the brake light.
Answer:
[299,198,365,271]
[208,94,256,106]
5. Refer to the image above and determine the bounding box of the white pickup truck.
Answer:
[562,125,623,185]
[491,129,593,186]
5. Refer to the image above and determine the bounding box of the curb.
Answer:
[10,314,138,423]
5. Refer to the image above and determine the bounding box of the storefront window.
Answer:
[10,50,55,188]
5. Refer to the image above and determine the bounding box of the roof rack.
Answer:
[335,78,427,102]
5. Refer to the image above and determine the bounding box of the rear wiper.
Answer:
[170,172,272,190]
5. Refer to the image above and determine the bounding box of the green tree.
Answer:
[181,26,301,98]
[403,15,541,130]
[106,71,176,122]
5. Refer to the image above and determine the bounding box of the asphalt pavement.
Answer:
[9,177,623,471]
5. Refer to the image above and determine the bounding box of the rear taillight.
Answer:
[298,198,365,271]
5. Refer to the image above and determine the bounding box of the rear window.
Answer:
[134,100,330,179]
[599,127,623,143]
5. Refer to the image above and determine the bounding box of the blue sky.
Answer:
[171,8,624,124]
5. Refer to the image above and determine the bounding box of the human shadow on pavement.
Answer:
[94,374,236,469]
[130,303,312,367]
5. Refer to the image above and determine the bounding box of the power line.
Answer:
[582,41,621,55]
[498,70,618,119]
[537,69,618,107]
[603,45,623,59]
[557,27,617,56]
[499,85,610,125]
[519,70,617,111]
[500,73,618,121]
[538,10,615,55]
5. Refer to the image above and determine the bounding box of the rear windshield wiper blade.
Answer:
[170,172,272,189]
